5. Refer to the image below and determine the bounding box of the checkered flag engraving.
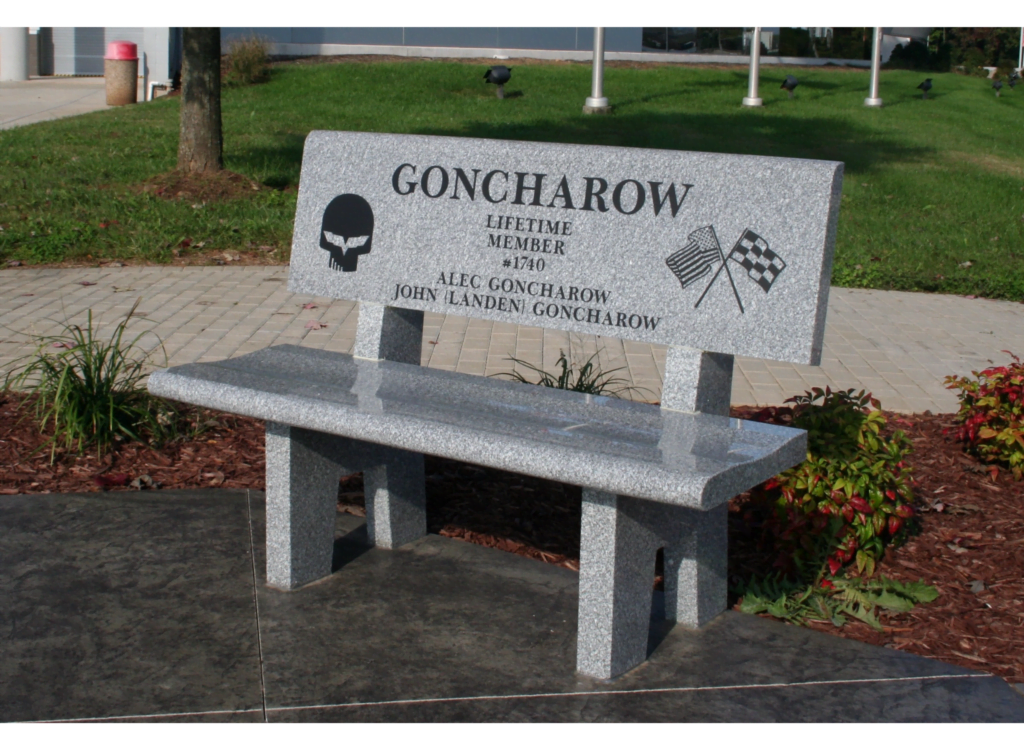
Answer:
[665,226,723,290]
[728,229,786,293]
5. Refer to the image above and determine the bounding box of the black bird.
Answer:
[484,65,512,99]
[993,79,1004,97]
[917,78,932,100]
[1009,71,1019,89]
[781,75,798,99]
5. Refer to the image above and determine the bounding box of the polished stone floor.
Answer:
[1,489,1022,723]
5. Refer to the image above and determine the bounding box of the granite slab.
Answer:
[148,344,807,509]
[290,131,842,365]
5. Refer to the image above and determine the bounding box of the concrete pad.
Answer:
[2,489,1022,722]
[0,76,149,130]
[0,490,263,722]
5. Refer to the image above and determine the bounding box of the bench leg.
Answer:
[662,504,729,628]
[265,422,349,590]
[577,490,661,680]
[364,448,427,549]
[576,492,730,679]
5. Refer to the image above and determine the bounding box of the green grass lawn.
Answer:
[1,60,1023,299]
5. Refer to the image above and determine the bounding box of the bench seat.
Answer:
[148,344,805,510]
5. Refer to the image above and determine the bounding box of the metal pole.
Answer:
[584,27,610,113]
[742,27,763,107]
[864,27,883,107]
[0,27,30,81]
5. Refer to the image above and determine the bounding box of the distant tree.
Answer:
[942,28,1020,68]
[177,28,222,174]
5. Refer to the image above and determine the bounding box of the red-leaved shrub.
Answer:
[945,351,1024,480]
[747,388,915,580]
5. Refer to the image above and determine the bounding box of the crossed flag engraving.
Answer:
[665,226,786,313]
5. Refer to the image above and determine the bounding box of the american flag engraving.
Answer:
[665,226,724,290]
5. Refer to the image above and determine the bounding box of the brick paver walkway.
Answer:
[2,266,1023,413]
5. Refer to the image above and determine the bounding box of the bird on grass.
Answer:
[993,79,1004,97]
[781,75,798,99]
[917,78,933,100]
[484,66,512,99]
[1009,71,1019,89]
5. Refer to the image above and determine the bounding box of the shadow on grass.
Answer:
[226,110,932,188]
[234,131,307,188]
[419,111,933,174]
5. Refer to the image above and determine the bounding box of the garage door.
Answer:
[51,27,145,75]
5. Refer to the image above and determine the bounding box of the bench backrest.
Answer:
[289,131,842,366]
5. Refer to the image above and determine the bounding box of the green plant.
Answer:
[2,300,177,460]
[737,572,938,631]
[499,349,647,398]
[957,47,989,76]
[945,351,1024,480]
[751,387,916,578]
[226,35,271,86]
[995,58,1018,79]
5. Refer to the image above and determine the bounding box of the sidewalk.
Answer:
[3,266,1023,413]
[0,77,149,131]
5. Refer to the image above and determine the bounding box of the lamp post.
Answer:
[583,27,612,114]
[865,27,884,107]
[742,27,763,107]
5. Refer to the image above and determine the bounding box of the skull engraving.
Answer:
[319,194,374,272]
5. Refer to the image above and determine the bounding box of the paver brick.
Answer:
[2,271,1023,414]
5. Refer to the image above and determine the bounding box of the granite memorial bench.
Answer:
[148,131,843,680]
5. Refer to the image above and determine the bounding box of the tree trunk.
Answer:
[177,28,222,174]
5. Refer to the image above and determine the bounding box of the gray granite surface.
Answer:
[353,301,424,364]
[290,131,842,365]
[265,424,428,589]
[661,347,734,415]
[265,423,354,589]
[148,344,806,509]
[577,494,729,678]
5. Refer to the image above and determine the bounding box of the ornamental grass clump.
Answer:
[945,351,1024,480]
[226,35,271,86]
[501,349,649,399]
[2,300,178,460]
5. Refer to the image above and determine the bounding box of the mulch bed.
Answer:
[0,392,1020,684]
[135,170,277,204]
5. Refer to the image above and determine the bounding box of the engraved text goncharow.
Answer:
[391,164,693,217]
